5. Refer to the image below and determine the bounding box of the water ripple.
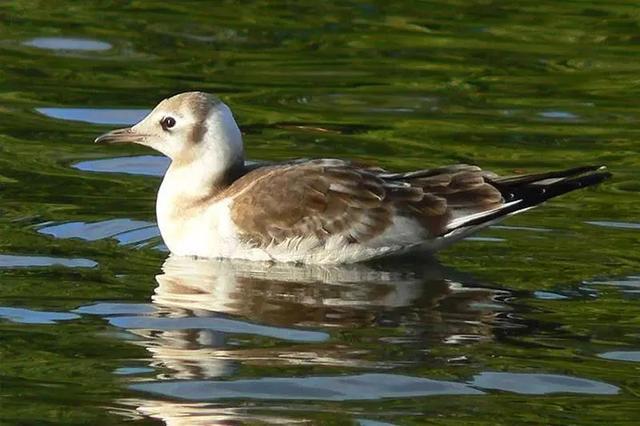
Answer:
[38,219,159,245]
[586,221,640,230]
[130,373,483,401]
[73,155,169,177]
[23,37,112,51]
[0,307,79,324]
[599,351,640,363]
[37,108,149,125]
[109,315,329,343]
[470,372,619,395]
[0,254,97,268]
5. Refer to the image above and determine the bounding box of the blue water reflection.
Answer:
[0,254,97,268]
[39,219,159,245]
[23,37,112,51]
[131,373,484,401]
[0,307,79,324]
[37,108,149,125]
[599,351,640,363]
[73,155,169,177]
[470,372,619,395]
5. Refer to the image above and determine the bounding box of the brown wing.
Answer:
[228,160,510,246]
[228,159,397,245]
[382,165,504,235]
[228,160,609,247]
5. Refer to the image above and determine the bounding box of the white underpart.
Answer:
[159,200,414,263]
[159,175,529,264]
[158,194,536,264]
[159,196,439,264]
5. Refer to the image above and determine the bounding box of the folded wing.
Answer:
[227,159,610,248]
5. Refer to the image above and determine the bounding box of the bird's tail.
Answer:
[442,165,611,234]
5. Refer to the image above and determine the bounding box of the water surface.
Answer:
[1,1,639,424]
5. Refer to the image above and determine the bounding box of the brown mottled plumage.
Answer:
[224,159,606,249]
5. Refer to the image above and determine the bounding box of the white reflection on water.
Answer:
[23,37,112,51]
[470,372,619,395]
[537,110,580,121]
[38,219,159,245]
[37,108,149,125]
[0,254,97,268]
[587,275,640,298]
[131,372,484,401]
[599,351,640,363]
[586,220,640,230]
[0,307,79,324]
[77,255,508,385]
[117,399,341,425]
[73,155,169,177]
[72,156,263,177]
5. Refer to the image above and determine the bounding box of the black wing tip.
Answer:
[569,165,612,187]
[521,167,611,203]
[595,165,612,179]
[567,164,612,181]
[442,165,612,235]
[508,166,613,210]
[566,164,609,173]
[583,164,611,177]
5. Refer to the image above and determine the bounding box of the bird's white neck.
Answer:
[156,103,244,234]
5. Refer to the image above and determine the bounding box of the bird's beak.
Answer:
[94,127,147,144]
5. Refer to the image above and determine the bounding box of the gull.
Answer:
[95,92,611,264]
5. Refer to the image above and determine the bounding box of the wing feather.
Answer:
[226,160,606,249]
[229,162,394,245]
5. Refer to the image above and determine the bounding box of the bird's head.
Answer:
[95,92,243,166]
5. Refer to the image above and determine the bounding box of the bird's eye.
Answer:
[160,116,176,131]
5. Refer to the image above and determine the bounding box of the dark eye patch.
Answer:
[160,116,176,131]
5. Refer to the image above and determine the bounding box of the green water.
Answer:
[1,1,639,424]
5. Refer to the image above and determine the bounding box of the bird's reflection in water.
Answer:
[123,255,517,424]
[127,255,515,379]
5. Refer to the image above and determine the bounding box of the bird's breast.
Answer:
[156,178,241,257]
